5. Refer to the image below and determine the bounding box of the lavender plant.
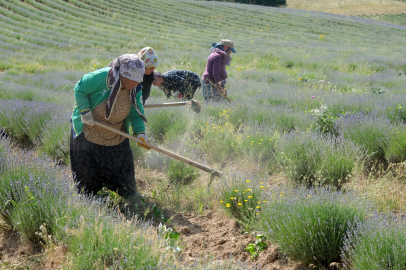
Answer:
[0,148,74,242]
[338,112,390,166]
[385,126,406,164]
[261,186,374,267]
[0,99,65,143]
[342,213,406,270]
[277,131,361,186]
[36,111,71,161]
[65,208,162,269]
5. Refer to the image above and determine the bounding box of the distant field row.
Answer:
[0,0,406,78]
[287,0,406,16]
[361,13,406,26]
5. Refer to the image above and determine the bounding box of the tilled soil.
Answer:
[0,230,44,270]
[171,211,312,270]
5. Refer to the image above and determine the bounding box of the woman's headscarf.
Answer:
[211,43,232,66]
[211,42,225,51]
[137,47,159,68]
[106,54,147,122]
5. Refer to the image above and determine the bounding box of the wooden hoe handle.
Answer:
[144,101,191,108]
[94,121,222,178]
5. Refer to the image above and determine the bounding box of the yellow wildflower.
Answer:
[248,196,253,198]
[256,206,261,209]
[226,203,230,207]
[238,203,242,206]
[230,197,234,199]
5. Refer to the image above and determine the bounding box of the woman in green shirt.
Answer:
[70,54,148,203]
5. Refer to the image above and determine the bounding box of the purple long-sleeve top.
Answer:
[202,52,227,85]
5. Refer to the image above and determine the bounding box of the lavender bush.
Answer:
[277,131,362,186]
[385,126,406,164]
[342,213,406,270]
[0,135,163,268]
[338,112,390,166]
[261,186,374,267]
[0,147,74,242]
[0,99,66,143]
[64,204,162,270]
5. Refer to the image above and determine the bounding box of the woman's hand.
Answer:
[81,110,95,126]
[216,86,227,98]
[136,133,151,150]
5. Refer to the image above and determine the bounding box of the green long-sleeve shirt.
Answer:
[71,67,145,138]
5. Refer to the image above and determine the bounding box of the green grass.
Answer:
[167,159,199,185]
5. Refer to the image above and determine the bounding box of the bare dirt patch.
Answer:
[170,211,312,270]
[0,230,43,270]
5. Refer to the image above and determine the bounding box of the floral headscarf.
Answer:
[153,70,161,80]
[211,43,232,66]
[106,54,147,122]
[137,47,159,68]
[153,70,163,90]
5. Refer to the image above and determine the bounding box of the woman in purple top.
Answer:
[202,39,237,102]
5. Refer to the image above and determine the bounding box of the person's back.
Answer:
[202,52,227,84]
[154,69,201,100]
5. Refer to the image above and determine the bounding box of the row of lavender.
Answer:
[1,125,405,269]
[217,172,406,269]
[0,132,165,269]
[1,67,406,184]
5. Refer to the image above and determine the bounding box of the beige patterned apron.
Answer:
[83,89,132,146]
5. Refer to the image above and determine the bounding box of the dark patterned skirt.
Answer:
[70,128,136,198]
[201,79,226,103]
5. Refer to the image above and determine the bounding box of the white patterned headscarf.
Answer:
[106,54,147,122]
[137,47,159,68]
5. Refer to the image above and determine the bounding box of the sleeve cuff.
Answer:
[134,132,145,137]
[80,109,91,115]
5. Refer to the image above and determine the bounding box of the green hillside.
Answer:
[0,0,405,75]
[361,12,406,26]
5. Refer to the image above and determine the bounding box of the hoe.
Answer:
[144,100,201,113]
[94,121,223,181]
